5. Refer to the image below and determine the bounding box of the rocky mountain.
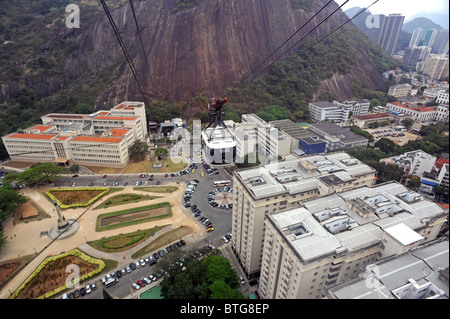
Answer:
[0,0,395,121]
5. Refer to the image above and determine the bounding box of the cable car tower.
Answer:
[201,97,237,165]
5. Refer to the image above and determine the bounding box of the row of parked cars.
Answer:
[62,282,97,299]
[183,180,199,208]
[130,240,186,290]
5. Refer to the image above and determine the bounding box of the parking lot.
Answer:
[367,127,422,146]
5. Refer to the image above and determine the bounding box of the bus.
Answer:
[214,180,231,187]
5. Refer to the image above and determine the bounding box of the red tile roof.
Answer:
[29,125,53,132]
[8,133,56,140]
[71,136,122,143]
[94,116,137,121]
[435,158,449,170]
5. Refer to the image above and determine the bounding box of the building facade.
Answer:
[378,14,405,56]
[258,182,446,299]
[231,152,376,280]
[380,150,437,177]
[2,102,146,167]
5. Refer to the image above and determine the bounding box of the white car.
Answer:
[126,266,132,273]
[143,277,151,284]
[132,283,140,290]
[139,258,146,267]
[85,284,91,294]
[135,260,141,268]
[149,275,156,281]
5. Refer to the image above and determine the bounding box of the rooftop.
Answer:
[269,182,445,263]
[327,240,449,299]
[235,152,374,200]
[310,122,369,144]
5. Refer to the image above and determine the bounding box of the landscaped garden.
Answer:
[96,202,172,231]
[131,225,193,259]
[133,186,179,193]
[10,249,105,299]
[87,225,170,253]
[45,188,110,209]
[93,193,163,210]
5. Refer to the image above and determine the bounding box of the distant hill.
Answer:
[402,17,443,34]
[344,8,411,53]
[406,12,449,29]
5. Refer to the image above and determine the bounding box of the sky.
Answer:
[334,0,449,20]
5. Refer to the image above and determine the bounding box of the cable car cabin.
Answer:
[202,126,236,165]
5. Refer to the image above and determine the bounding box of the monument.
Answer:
[47,200,80,240]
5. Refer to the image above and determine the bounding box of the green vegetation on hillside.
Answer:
[225,25,398,122]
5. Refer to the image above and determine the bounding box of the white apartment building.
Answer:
[231,152,376,279]
[2,101,146,167]
[380,150,437,177]
[258,182,446,299]
[436,90,449,104]
[308,100,370,123]
[388,83,413,98]
[435,104,449,122]
[423,55,449,80]
[241,114,291,160]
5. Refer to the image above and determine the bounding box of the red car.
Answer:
[137,280,145,287]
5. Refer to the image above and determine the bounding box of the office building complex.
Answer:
[386,102,438,122]
[378,14,405,56]
[1,101,147,167]
[258,182,446,299]
[231,152,376,279]
[308,122,369,152]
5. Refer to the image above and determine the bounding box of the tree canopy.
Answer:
[160,253,245,299]
[128,140,149,161]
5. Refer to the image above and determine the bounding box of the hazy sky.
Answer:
[335,0,449,20]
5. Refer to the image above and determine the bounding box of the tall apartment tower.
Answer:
[432,29,449,55]
[424,54,449,80]
[378,14,405,56]
[231,152,376,279]
[423,29,439,47]
[409,28,424,47]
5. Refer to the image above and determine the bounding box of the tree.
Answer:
[19,163,65,185]
[401,118,414,129]
[433,184,448,203]
[209,280,245,299]
[375,138,397,154]
[155,147,168,160]
[407,175,421,190]
[69,164,79,173]
[128,140,149,161]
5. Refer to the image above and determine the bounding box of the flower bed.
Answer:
[46,188,110,209]
[10,249,105,299]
